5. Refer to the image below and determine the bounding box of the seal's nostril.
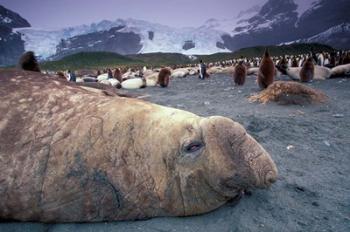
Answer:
[265,171,277,185]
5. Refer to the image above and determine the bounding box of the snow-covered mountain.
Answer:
[16,18,233,60]
[295,0,350,38]
[199,4,262,37]
[221,0,300,51]
[216,0,350,52]
[285,23,350,49]
[0,5,30,28]
[0,5,30,66]
[1,0,350,66]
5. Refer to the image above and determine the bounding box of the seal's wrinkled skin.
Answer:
[0,70,277,222]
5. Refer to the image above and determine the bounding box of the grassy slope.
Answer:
[196,43,335,62]
[41,52,141,71]
[127,52,192,66]
[40,43,336,71]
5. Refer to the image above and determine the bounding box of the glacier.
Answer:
[14,6,259,59]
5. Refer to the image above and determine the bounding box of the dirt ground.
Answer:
[1,73,349,232]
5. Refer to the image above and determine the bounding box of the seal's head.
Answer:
[142,110,278,216]
[200,117,277,193]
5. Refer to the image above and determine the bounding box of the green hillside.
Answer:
[41,52,141,70]
[197,43,336,62]
[40,43,336,71]
[127,52,192,65]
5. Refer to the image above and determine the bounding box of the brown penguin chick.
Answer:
[338,53,345,65]
[330,53,336,67]
[343,53,350,65]
[18,51,41,72]
[292,58,299,67]
[233,61,247,86]
[158,68,171,87]
[300,57,315,83]
[258,49,275,89]
[278,57,287,67]
[113,68,122,82]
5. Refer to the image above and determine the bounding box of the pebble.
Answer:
[312,202,320,207]
[332,114,344,118]
[323,140,330,147]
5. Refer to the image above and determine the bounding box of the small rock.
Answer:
[332,114,344,118]
[312,201,320,207]
[323,140,330,147]
[244,189,252,196]
[295,186,305,192]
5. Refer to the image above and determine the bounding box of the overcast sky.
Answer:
[0,0,314,29]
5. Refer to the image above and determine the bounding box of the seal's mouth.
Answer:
[226,189,249,207]
[219,176,253,198]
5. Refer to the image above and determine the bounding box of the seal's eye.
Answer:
[184,141,203,153]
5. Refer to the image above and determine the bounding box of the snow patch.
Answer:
[281,23,350,44]
[16,17,232,58]
[1,16,13,24]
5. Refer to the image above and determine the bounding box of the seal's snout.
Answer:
[254,154,278,188]
[239,135,278,189]
[264,170,277,186]
[201,116,278,192]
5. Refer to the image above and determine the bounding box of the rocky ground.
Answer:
[1,74,350,232]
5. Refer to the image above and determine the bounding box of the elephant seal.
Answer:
[158,68,171,87]
[247,67,259,76]
[233,61,247,86]
[121,78,147,89]
[331,64,350,77]
[99,79,121,88]
[300,57,314,83]
[144,73,158,87]
[0,70,277,223]
[18,51,41,72]
[258,49,275,89]
[286,66,332,81]
[97,73,108,81]
[171,68,189,78]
